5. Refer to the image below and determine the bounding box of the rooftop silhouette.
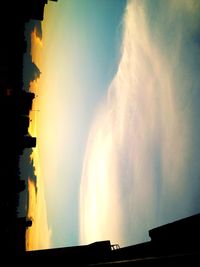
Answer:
[25,213,200,265]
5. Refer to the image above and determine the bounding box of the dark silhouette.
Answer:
[0,0,57,257]
[16,180,26,193]
[25,214,200,266]
[22,136,36,149]
[23,0,58,21]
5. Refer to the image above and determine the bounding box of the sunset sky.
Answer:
[23,0,200,250]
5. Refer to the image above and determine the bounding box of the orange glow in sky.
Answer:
[26,26,52,250]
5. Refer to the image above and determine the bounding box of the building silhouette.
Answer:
[5,89,35,115]
[17,91,35,116]
[16,180,26,193]
[18,115,30,135]
[26,240,112,263]
[25,214,200,265]
[15,218,32,254]
[22,136,36,149]
[0,0,59,258]
[23,0,58,21]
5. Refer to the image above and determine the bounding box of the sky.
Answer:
[22,0,200,250]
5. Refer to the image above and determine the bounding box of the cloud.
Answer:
[23,24,42,90]
[26,106,52,250]
[80,0,200,247]
[26,177,52,250]
[23,55,41,89]
[25,21,43,54]
[80,106,123,245]
[26,145,52,250]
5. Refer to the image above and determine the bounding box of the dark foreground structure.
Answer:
[25,213,200,266]
[0,0,57,256]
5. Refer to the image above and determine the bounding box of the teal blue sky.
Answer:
[42,0,127,247]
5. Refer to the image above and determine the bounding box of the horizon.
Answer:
[19,0,200,251]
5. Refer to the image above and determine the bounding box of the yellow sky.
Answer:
[25,2,81,248]
[26,27,52,251]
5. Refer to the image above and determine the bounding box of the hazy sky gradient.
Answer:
[25,0,200,250]
[26,0,126,249]
[25,29,52,250]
